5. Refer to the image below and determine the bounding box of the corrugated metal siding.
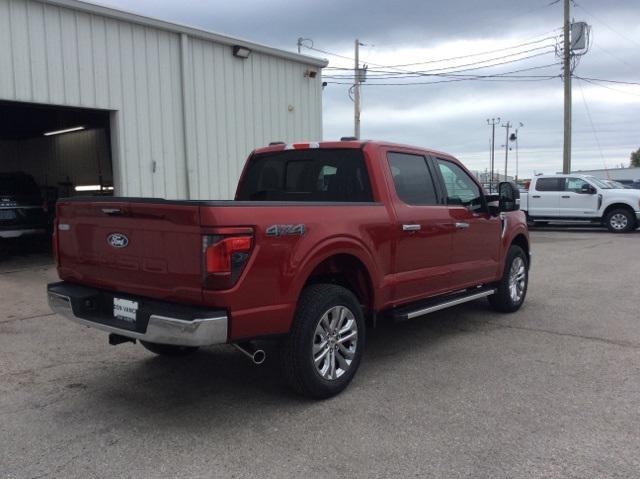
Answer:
[0,0,323,199]
[187,38,323,199]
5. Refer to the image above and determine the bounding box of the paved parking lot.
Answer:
[1,229,639,478]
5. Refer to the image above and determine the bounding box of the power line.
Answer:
[590,43,635,72]
[320,44,556,76]
[576,77,640,98]
[577,79,606,165]
[379,37,557,68]
[323,62,561,81]
[325,75,559,86]
[305,30,559,72]
[574,76,640,86]
[324,51,558,81]
[574,3,640,49]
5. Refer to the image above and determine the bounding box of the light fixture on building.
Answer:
[232,45,251,59]
[44,126,85,136]
[75,185,114,192]
[304,69,317,78]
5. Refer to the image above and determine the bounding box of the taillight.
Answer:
[203,234,253,290]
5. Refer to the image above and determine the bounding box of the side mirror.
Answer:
[499,181,520,212]
[581,184,596,194]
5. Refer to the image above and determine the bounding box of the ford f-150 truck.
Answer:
[47,140,530,398]
[521,174,640,233]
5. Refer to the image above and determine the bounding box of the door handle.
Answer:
[532,195,541,198]
[455,222,470,229]
[402,224,421,232]
[561,195,570,198]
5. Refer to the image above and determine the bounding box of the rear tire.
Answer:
[140,341,199,357]
[489,245,528,313]
[604,208,636,233]
[280,284,365,399]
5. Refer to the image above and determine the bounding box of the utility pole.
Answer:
[354,38,361,139]
[487,118,500,191]
[513,122,524,182]
[297,37,312,54]
[562,0,572,174]
[502,121,512,180]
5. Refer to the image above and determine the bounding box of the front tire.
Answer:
[604,208,636,233]
[280,284,365,399]
[140,341,199,357]
[489,245,528,313]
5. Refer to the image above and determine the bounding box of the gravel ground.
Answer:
[1,228,639,478]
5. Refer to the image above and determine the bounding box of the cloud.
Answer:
[97,0,640,177]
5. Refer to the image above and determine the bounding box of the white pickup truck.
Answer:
[521,174,640,233]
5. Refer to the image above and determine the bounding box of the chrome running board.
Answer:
[391,288,496,321]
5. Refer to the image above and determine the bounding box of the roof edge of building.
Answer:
[39,0,329,68]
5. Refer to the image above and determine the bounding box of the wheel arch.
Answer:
[510,233,530,268]
[602,202,636,219]
[293,240,379,316]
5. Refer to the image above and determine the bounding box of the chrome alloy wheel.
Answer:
[508,256,527,303]
[313,305,358,380]
[610,213,628,231]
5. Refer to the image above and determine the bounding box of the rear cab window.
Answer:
[535,178,565,191]
[236,149,373,202]
[387,152,439,205]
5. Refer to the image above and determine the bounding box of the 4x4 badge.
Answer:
[266,224,305,237]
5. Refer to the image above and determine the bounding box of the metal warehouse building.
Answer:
[0,0,326,200]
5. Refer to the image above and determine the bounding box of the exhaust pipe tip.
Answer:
[232,342,266,365]
[252,349,266,365]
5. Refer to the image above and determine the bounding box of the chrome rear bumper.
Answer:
[48,285,228,347]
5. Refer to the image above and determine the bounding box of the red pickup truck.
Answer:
[48,140,530,398]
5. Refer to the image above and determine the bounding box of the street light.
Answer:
[510,122,524,182]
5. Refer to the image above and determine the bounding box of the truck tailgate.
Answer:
[56,200,203,304]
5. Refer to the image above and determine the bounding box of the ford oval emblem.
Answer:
[107,233,129,248]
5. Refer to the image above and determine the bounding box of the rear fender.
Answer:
[291,236,380,309]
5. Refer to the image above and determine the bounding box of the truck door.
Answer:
[529,177,564,217]
[385,151,454,304]
[435,158,501,288]
[561,177,599,217]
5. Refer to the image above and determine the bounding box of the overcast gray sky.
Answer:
[98,0,639,179]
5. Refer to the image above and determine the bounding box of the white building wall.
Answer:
[0,0,325,199]
[569,167,640,181]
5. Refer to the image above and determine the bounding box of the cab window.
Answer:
[387,152,438,205]
[535,178,565,191]
[565,177,591,193]
[436,159,483,212]
[236,149,373,202]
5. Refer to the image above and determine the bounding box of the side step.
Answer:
[390,287,496,321]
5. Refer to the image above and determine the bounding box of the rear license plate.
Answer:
[113,298,139,324]
[0,210,16,220]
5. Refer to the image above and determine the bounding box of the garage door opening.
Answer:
[0,101,114,260]
[0,101,114,199]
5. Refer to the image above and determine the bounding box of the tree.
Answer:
[631,148,640,168]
